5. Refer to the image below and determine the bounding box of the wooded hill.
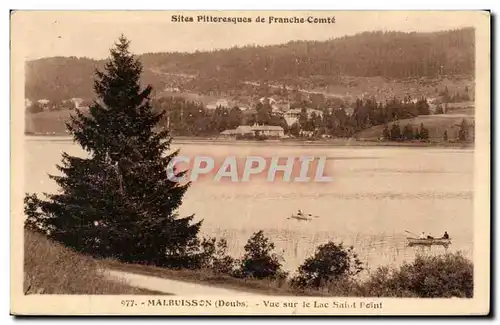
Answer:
[26,28,474,102]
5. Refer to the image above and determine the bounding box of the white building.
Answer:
[220,124,284,139]
[283,108,324,127]
[251,124,285,138]
[70,98,84,108]
[258,97,277,105]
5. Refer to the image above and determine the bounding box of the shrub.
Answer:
[390,122,401,141]
[238,230,287,280]
[356,266,417,297]
[382,125,390,141]
[402,124,414,141]
[419,122,429,141]
[194,237,236,274]
[360,252,473,298]
[291,241,363,289]
[211,238,238,274]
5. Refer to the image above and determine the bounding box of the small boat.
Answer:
[407,237,452,247]
[287,213,320,222]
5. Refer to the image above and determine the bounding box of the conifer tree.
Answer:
[402,124,414,141]
[419,122,430,141]
[458,118,469,142]
[382,124,390,141]
[24,36,202,267]
[390,122,401,141]
[414,127,420,140]
[239,231,285,280]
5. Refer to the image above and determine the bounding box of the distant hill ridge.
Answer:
[26,28,474,101]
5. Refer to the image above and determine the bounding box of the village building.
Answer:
[163,86,181,93]
[251,125,285,138]
[327,106,355,116]
[258,97,277,105]
[220,125,255,137]
[283,108,324,127]
[343,107,355,116]
[220,124,284,139]
[34,99,53,111]
[271,102,290,116]
[70,98,84,108]
[37,99,50,105]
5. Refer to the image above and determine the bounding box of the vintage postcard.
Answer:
[10,10,490,316]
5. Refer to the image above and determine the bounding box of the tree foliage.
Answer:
[26,28,474,101]
[291,241,363,289]
[360,252,473,298]
[402,124,414,141]
[238,231,286,280]
[458,118,469,141]
[24,36,202,267]
[419,122,430,141]
[390,122,402,141]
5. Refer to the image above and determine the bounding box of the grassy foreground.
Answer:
[103,259,303,296]
[104,253,473,298]
[24,231,168,295]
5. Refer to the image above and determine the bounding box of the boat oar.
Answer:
[405,230,418,237]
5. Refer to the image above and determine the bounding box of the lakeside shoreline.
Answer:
[24,133,475,149]
[26,228,474,297]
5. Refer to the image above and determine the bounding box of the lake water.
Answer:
[23,136,474,274]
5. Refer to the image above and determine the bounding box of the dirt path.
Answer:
[104,269,261,296]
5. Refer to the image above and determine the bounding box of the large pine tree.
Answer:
[25,36,202,267]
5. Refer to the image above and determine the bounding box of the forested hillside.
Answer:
[25,57,166,102]
[25,28,474,101]
[141,27,474,79]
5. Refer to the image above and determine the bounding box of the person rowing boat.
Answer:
[406,230,451,247]
[287,210,320,221]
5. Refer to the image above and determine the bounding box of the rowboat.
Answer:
[407,237,452,247]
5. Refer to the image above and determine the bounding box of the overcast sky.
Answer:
[12,11,478,60]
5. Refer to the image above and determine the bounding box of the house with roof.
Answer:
[251,124,285,138]
[35,99,52,111]
[70,97,85,108]
[220,124,284,139]
[325,106,354,116]
[283,108,324,127]
[258,97,277,105]
[220,125,254,138]
[37,99,49,104]
[164,86,181,93]
[283,109,301,127]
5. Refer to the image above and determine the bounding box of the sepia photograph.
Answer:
[10,10,490,316]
